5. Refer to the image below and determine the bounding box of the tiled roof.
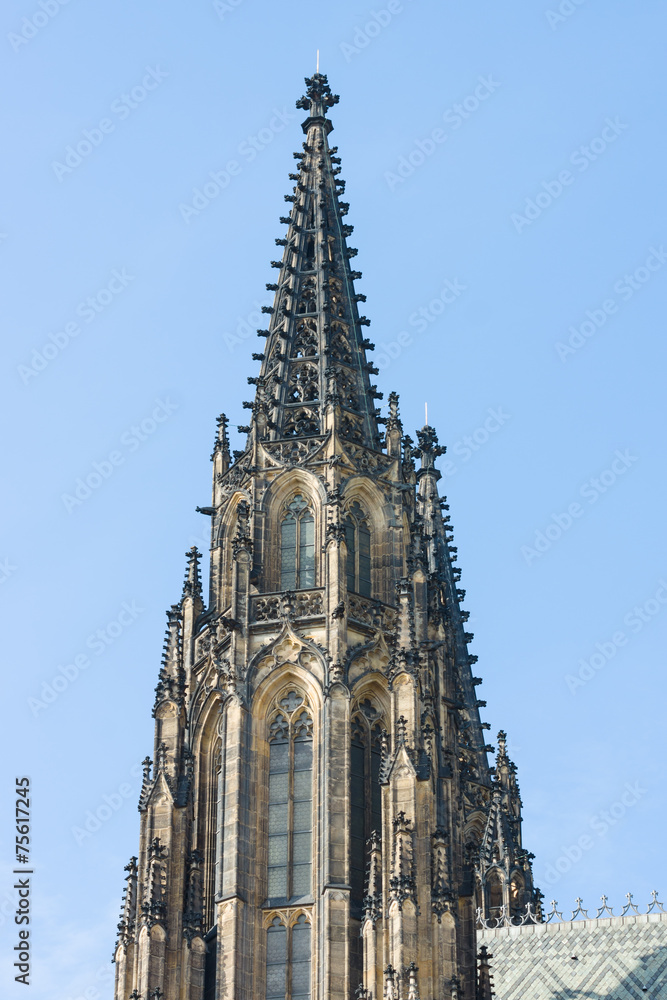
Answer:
[478,912,667,998]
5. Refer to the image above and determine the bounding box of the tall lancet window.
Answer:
[350,706,383,916]
[267,691,314,903]
[266,914,311,1000]
[280,495,315,590]
[344,501,371,597]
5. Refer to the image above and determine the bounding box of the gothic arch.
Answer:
[349,675,390,722]
[249,671,321,967]
[463,812,486,846]
[214,489,253,608]
[341,477,391,533]
[215,489,253,546]
[260,471,326,592]
[250,648,325,717]
[509,870,525,915]
[189,674,223,737]
[261,906,313,929]
[341,477,395,602]
[485,868,505,918]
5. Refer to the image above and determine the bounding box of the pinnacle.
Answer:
[182,547,202,600]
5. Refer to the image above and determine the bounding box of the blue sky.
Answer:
[1,1,666,996]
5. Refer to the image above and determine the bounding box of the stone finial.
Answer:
[386,391,403,456]
[213,413,230,459]
[182,547,202,600]
[413,424,446,479]
[296,72,339,133]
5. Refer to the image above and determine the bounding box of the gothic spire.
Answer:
[240,72,382,452]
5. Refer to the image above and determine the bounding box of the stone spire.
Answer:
[112,71,538,1000]
[239,72,382,453]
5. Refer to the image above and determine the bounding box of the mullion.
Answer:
[287,734,294,901]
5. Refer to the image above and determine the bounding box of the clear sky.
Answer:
[1,1,666,997]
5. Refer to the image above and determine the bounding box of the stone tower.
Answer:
[112,73,539,1000]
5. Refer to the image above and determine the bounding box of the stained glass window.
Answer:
[267,693,313,904]
[291,915,311,999]
[265,915,311,1000]
[281,496,315,590]
[266,918,287,1000]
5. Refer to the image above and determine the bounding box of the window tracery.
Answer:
[297,278,317,314]
[287,364,319,403]
[340,413,364,443]
[329,325,353,365]
[280,496,315,590]
[328,277,346,317]
[267,691,314,907]
[292,320,318,359]
[283,409,320,439]
[337,369,359,410]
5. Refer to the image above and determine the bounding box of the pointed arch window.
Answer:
[487,872,504,920]
[281,496,315,590]
[267,692,314,903]
[344,501,371,597]
[303,237,315,272]
[510,873,524,918]
[350,709,383,916]
[297,277,317,314]
[266,914,311,1000]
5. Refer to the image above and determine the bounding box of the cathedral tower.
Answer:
[112,73,538,1000]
